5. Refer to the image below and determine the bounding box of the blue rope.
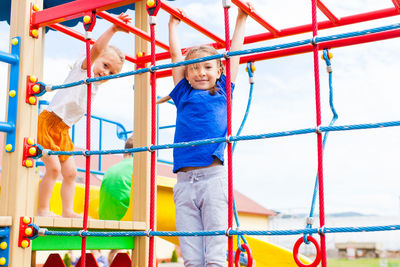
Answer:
[36,23,400,93]
[35,119,400,158]
[36,223,400,238]
[232,62,255,252]
[304,49,339,244]
[232,63,254,152]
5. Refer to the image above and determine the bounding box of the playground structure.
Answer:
[1,0,400,267]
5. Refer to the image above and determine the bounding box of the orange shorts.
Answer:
[37,110,74,162]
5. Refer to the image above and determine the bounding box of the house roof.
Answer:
[234,190,277,217]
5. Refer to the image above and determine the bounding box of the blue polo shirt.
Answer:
[169,74,234,173]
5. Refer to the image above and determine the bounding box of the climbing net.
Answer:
[23,1,400,267]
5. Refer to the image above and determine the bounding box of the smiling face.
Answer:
[185,51,222,91]
[93,49,123,83]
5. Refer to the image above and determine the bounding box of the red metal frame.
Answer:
[136,6,400,64]
[25,1,400,265]
[137,22,400,76]
[243,7,400,44]
[239,28,400,63]
[33,0,400,74]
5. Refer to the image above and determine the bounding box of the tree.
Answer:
[171,249,178,263]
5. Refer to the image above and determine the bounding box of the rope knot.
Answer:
[318,226,326,235]
[45,84,53,92]
[222,0,232,8]
[311,36,318,46]
[85,31,92,40]
[78,230,87,237]
[223,51,230,59]
[42,149,50,157]
[38,228,47,236]
[148,16,157,25]
[225,227,232,236]
[146,229,153,237]
[306,217,314,226]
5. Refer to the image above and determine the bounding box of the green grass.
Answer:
[327,258,400,267]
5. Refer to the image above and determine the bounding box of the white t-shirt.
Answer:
[47,58,99,127]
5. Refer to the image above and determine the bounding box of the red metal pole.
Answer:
[392,0,400,11]
[232,0,279,36]
[49,23,138,64]
[98,11,169,50]
[31,0,139,28]
[317,0,339,24]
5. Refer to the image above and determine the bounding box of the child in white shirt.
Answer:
[37,13,131,217]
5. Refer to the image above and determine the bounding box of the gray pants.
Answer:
[174,165,228,267]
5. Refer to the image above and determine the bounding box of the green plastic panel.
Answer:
[32,228,135,251]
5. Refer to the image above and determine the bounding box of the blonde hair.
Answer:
[184,45,224,95]
[102,45,125,73]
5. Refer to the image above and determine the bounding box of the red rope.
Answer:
[311,0,326,266]
[223,5,233,267]
[81,31,92,267]
[148,22,157,267]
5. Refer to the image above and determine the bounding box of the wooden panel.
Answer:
[34,217,146,230]
[132,1,151,267]
[53,217,72,228]
[0,1,44,266]
[0,217,12,226]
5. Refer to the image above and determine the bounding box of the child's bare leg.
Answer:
[60,156,80,218]
[37,155,61,216]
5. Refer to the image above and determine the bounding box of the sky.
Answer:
[1,0,400,217]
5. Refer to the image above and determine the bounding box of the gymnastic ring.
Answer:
[234,243,253,267]
[292,236,321,267]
